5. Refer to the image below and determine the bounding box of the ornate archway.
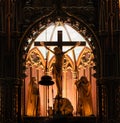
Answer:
[17,5,101,117]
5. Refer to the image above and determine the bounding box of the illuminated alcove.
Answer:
[24,21,97,117]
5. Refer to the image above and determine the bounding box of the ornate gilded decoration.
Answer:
[26,48,44,68]
[78,48,94,68]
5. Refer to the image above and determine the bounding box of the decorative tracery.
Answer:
[77,47,94,69]
[26,48,45,68]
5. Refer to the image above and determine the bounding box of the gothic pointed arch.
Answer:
[17,8,102,80]
[77,47,94,69]
[26,47,45,68]
[17,6,101,117]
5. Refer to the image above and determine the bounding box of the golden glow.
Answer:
[25,22,96,117]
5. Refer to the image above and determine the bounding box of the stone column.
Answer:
[0,78,22,123]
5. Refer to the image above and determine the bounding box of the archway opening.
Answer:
[23,21,97,117]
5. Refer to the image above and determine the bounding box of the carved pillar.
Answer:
[97,79,107,123]
[99,78,120,123]
[98,1,120,122]
[114,80,120,122]
[0,0,6,31]
[0,0,23,123]
[97,78,120,123]
[0,78,22,123]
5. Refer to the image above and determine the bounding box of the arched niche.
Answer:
[17,9,101,117]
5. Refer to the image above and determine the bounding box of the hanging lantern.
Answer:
[38,75,54,86]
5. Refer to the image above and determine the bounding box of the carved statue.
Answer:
[75,76,93,116]
[26,77,39,116]
[48,97,73,116]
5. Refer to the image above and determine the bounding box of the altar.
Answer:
[23,116,96,123]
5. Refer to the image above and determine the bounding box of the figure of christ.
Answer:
[40,42,80,97]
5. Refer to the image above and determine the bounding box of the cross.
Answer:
[34,31,86,50]
[35,30,86,97]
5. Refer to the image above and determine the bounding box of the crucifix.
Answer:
[34,31,86,97]
[34,31,86,50]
